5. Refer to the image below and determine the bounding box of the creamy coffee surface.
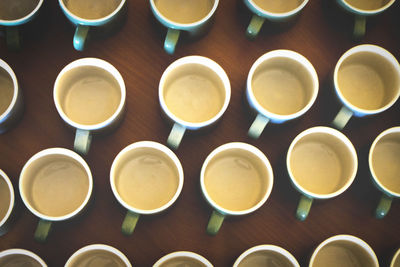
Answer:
[0,175,11,221]
[159,256,206,267]
[344,0,389,10]
[155,0,213,24]
[252,0,303,13]
[0,254,42,267]
[0,68,14,116]
[68,249,127,267]
[238,250,293,267]
[0,0,39,20]
[64,0,122,19]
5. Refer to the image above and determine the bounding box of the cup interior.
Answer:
[335,47,400,112]
[61,0,124,21]
[250,0,307,14]
[288,128,357,197]
[0,170,14,227]
[20,150,92,219]
[201,143,273,214]
[154,251,212,267]
[234,245,299,267]
[0,61,17,121]
[342,0,394,12]
[369,128,400,196]
[0,0,42,22]
[0,249,46,267]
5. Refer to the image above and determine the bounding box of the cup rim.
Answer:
[0,59,19,122]
[200,142,274,216]
[153,251,212,267]
[58,0,126,23]
[333,44,400,115]
[64,244,132,267]
[390,248,400,267]
[0,248,47,266]
[369,126,400,197]
[233,244,300,267]
[309,234,379,267]
[19,147,93,221]
[0,169,15,228]
[340,0,396,14]
[158,55,231,130]
[150,0,219,28]
[247,49,319,122]
[287,126,358,199]
[110,141,184,215]
[53,57,126,131]
[248,0,309,17]
[0,0,44,25]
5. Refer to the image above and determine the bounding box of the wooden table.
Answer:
[1,1,400,266]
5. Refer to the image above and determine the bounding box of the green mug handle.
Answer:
[74,129,92,156]
[248,113,270,139]
[73,25,90,51]
[332,106,353,130]
[167,123,186,150]
[296,195,313,221]
[206,210,225,236]
[121,210,140,236]
[6,26,21,51]
[164,28,180,55]
[34,219,52,243]
[353,15,366,40]
[375,194,392,219]
[246,14,266,39]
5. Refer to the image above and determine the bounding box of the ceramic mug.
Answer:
[201,142,273,235]
[58,0,127,51]
[0,0,44,50]
[65,244,132,267]
[153,251,212,267]
[0,169,15,236]
[244,0,309,39]
[159,55,231,150]
[0,249,47,266]
[110,141,184,236]
[19,148,93,242]
[369,127,400,219]
[390,248,400,267]
[309,235,379,267]
[287,126,358,221]
[0,59,23,134]
[332,44,400,130]
[150,0,219,54]
[54,58,126,156]
[336,0,396,39]
[233,245,300,267]
[246,50,319,139]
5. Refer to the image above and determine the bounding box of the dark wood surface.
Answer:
[1,1,400,266]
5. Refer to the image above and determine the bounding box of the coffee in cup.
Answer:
[0,169,14,236]
[62,0,122,20]
[233,245,300,267]
[0,0,40,20]
[154,251,212,267]
[0,249,47,267]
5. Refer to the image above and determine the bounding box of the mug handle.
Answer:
[121,210,140,236]
[246,14,266,39]
[332,106,353,130]
[375,194,392,219]
[6,26,21,51]
[73,25,90,51]
[164,28,180,55]
[167,123,186,150]
[74,129,92,156]
[206,210,225,236]
[296,195,313,221]
[353,15,366,40]
[34,219,52,243]
[248,114,270,139]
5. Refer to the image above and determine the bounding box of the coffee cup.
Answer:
[369,127,400,219]
[110,141,184,236]
[65,244,132,267]
[246,50,318,139]
[0,248,47,266]
[0,169,15,236]
[309,234,379,267]
[233,245,300,267]
[54,58,126,155]
[332,44,400,130]
[159,56,230,150]
[287,126,357,221]
[19,147,93,242]
[0,0,43,50]
[58,0,127,51]
[150,0,219,54]
[200,142,273,235]
[390,248,400,267]
[153,251,212,267]
[244,0,309,39]
[0,59,23,134]
[335,0,396,39]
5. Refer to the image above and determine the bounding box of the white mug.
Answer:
[390,248,400,267]
[0,169,15,236]
[154,251,212,267]
[0,249,47,266]
[233,245,300,267]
